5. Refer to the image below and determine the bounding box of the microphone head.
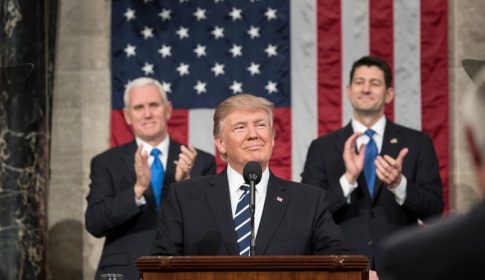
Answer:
[243,161,262,185]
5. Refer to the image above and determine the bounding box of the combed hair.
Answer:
[349,55,393,88]
[123,77,168,107]
[213,93,274,137]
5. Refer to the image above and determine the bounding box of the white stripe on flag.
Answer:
[291,0,318,181]
[342,0,369,124]
[394,0,421,130]
[189,109,215,155]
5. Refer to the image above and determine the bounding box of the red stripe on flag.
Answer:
[421,0,449,211]
[317,0,342,136]
[110,109,134,147]
[167,109,189,145]
[271,108,292,180]
[369,0,394,121]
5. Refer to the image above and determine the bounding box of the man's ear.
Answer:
[214,137,226,155]
[465,125,483,168]
[165,100,173,120]
[385,87,395,104]
[123,108,132,126]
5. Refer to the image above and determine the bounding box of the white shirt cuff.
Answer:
[135,195,147,206]
[340,175,358,204]
[388,175,407,205]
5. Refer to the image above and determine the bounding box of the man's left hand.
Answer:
[375,148,408,188]
[174,144,198,182]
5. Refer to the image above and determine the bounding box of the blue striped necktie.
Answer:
[363,129,378,197]
[234,184,251,256]
[150,149,165,208]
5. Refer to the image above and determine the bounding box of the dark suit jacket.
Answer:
[85,139,216,280]
[301,120,443,270]
[151,169,353,256]
[379,201,485,280]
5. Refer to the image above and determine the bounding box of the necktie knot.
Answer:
[240,184,250,194]
[364,129,375,138]
[151,148,161,157]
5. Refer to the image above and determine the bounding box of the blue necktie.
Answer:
[234,184,251,256]
[150,149,165,208]
[363,129,378,197]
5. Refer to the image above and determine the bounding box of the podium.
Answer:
[136,255,369,280]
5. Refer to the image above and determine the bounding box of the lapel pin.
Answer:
[390,138,398,144]
[276,196,283,203]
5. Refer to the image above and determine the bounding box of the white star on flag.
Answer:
[124,44,136,57]
[211,26,224,39]
[211,63,225,77]
[247,62,261,76]
[229,8,242,21]
[265,44,278,57]
[141,26,154,39]
[247,25,260,39]
[229,44,243,58]
[230,81,243,94]
[176,26,189,39]
[194,44,207,57]
[264,8,277,21]
[159,9,171,21]
[176,62,190,76]
[124,8,135,21]
[193,8,207,21]
[265,81,278,94]
[194,81,207,94]
[161,81,172,93]
[141,62,154,75]
[158,45,172,58]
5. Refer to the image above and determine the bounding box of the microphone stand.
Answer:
[249,174,257,256]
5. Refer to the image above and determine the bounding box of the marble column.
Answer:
[0,0,57,279]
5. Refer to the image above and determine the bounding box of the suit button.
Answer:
[368,240,374,246]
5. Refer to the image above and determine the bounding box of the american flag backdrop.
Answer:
[110,0,449,209]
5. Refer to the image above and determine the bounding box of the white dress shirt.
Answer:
[227,164,269,238]
[339,116,407,205]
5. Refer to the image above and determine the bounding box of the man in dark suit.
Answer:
[301,56,443,272]
[151,94,352,257]
[85,77,216,280]
[379,59,485,280]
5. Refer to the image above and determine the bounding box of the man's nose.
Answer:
[363,82,371,93]
[247,125,258,138]
[143,107,152,117]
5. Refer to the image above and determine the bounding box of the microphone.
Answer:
[243,161,262,256]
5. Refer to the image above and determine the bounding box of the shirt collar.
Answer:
[227,164,269,195]
[135,134,170,156]
[351,115,386,137]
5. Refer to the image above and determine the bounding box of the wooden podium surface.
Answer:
[136,255,369,280]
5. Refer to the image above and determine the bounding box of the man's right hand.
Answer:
[134,145,150,199]
[343,132,366,184]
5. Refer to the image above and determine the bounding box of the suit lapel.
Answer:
[337,122,354,153]
[205,170,239,255]
[165,139,180,185]
[256,173,289,255]
[373,121,402,202]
